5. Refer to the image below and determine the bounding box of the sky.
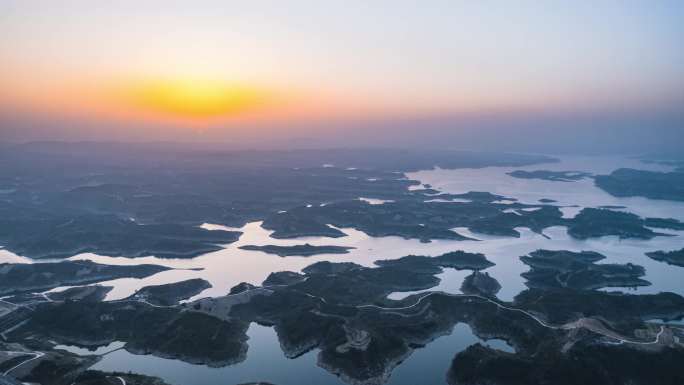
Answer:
[1,0,683,152]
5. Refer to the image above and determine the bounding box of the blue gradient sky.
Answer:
[0,0,682,151]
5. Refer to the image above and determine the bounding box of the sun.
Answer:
[119,78,274,121]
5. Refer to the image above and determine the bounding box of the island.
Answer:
[460,271,501,296]
[261,211,347,239]
[432,191,514,203]
[566,208,670,240]
[374,251,495,271]
[520,249,649,290]
[73,370,171,385]
[47,285,113,303]
[126,278,212,306]
[646,248,684,267]
[643,217,684,231]
[507,170,593,182]
[239,244,354,257]
[595,168,684,201]
[0,260,170,296]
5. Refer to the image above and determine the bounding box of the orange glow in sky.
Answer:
[117,79,274,121]
[1,2,682,142]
